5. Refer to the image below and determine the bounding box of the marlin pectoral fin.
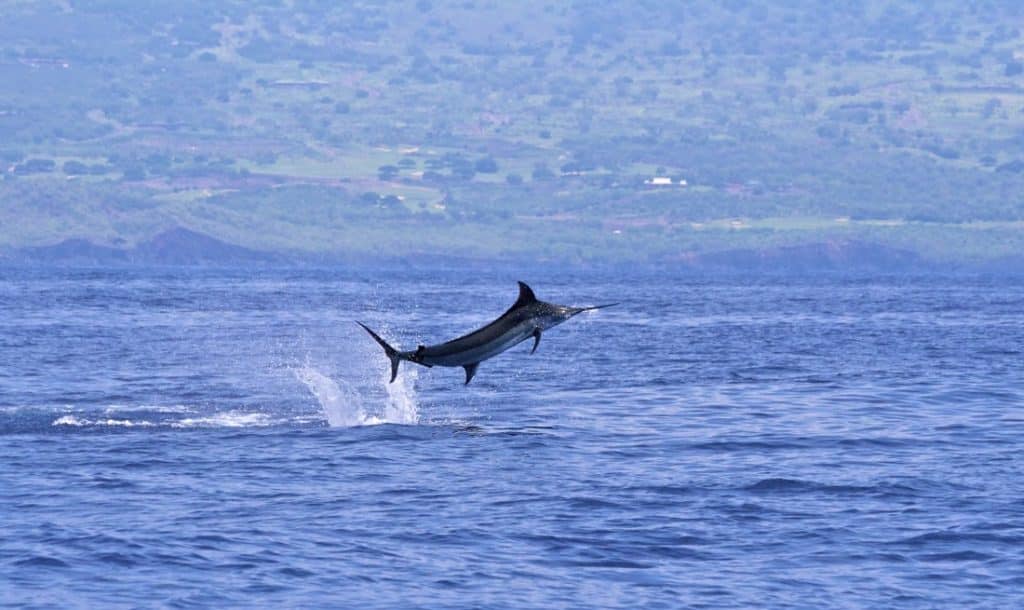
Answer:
[531,328,542,354]
[463,362,479,385]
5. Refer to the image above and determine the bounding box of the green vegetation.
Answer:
[2,1,1024,263]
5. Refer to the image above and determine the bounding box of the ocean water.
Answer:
[1,267,1023,609]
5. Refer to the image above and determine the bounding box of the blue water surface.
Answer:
[1,267,1022,609]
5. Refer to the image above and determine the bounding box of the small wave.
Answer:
[632,484,693,497]
[564,496,626,510]
[552,558,654,569]
[53,415,155,427]
[94,552,141,567]
[744,478,874,494]
[895,530,1024,546]
[171,412,275,428]
[745,478,823,492]
[13,555,70,568]
[691,440,806,451]
[743,478,934,501]
[918,550,994,562]
[102,404,195,414]
[48,411,294,430]
[52,415,85,426]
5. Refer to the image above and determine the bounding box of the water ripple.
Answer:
[2,271,1023,608]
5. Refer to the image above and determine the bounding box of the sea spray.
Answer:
[384,367,419,424]
[296,363,420,427]
[295,365,372,427]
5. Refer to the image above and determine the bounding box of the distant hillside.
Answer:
[132,227,281,265]
[12,228,1006,273]
[1,1,1023,265]
[19,239,128,265]
[13,228,279,266]
[678,240,922,272]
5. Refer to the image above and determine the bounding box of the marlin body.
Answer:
[357,281,615,384]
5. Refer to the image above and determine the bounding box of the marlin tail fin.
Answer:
[356,322,401,383]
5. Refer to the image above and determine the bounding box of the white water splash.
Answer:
[295,363,419,427]
[295,365,372,427]
[52,412,281,428]
[384,367,419,425]
[53,415,155,427]
[172,412,274,428]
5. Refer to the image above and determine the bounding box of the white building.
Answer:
[644,177,687,186]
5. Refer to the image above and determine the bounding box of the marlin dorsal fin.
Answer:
[515,281,538,307]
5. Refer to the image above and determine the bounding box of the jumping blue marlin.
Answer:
[357,281,616,384]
